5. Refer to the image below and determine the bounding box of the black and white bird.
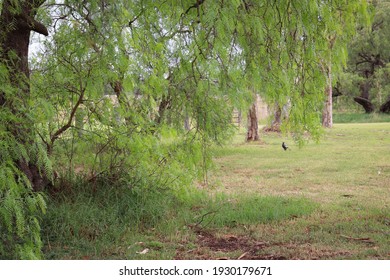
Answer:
[282,142,288,151]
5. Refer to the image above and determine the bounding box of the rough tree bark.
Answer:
[0,0,49,191]
[246,95,259,141]
[322,64,333,128]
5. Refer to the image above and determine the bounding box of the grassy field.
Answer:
[42,122,390,260]
[208,122,390,259]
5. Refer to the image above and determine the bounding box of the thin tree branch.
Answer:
[49,83,86,151]
[184,0,206,15]
[26,15,49,36]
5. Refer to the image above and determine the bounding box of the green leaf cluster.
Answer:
[0,109,47,259]
[0,59,49,259]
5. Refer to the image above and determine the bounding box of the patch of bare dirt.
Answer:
[262,126,281,133]
[175,227,355,260]
[175,228,286,260]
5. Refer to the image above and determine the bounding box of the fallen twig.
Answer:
[340,235,374,243]
[237,252,249,260]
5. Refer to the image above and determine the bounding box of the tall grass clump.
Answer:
[42,175,188,259]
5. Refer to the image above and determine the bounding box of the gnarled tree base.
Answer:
[354,96,374,113]
[17,160,50,192]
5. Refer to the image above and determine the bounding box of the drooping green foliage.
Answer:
[1,0,51,259]
[31,0,369,147]
[0,62,47,259]
[1,0,367,259]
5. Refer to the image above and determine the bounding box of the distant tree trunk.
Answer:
[322,64,333,128]
[246,96,259,141]
[156,94,172,125]
[379,97,390,113]
[266,103,282,132]
[184,114,191,130]
[354,96,375,113]
[354,80,375,113]
[0,0,49,191]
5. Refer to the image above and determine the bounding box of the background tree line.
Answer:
[335,0,390,114]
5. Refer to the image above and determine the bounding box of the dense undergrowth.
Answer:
[41,175,316,259]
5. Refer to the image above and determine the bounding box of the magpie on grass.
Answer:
[282,142,288,151]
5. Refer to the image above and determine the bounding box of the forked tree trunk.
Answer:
[246,96,259,141]
[0,0,49,191]
[322,64,333,128]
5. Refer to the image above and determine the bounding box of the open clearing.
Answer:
[197,123,390,259]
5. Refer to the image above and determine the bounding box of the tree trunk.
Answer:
[156,94,172,124]
[322,64,333,128]
[0,0,49,191]
[246,97,259,141]
[184,115,191,131]
[353,96,375,113]
[354,80,374,113]
[379,97,390,113]
[267,103,282,132]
